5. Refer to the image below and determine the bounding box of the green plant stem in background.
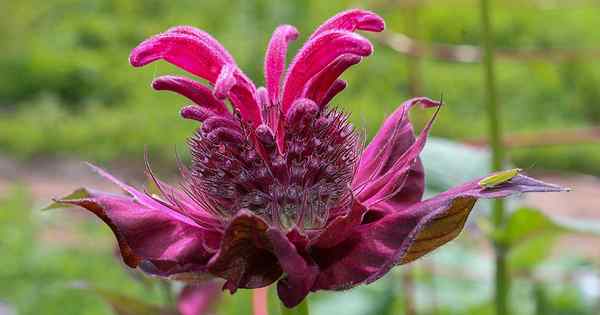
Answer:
[159,280,174,307]
[480,0,510,315]
[280,299,309,315]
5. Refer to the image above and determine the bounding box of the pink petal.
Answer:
[201,66,262,126]
[265,25,299,105]
[166,26,235,64]
[130,29,261,125]
[152,76,230,117]
[213,64,236,100]
[180,105,218,122]
[130,32,229,83]
[312,174,567,290]
[309,9,385,40]
[318,79,347,107]
[353,97,441,208]
[281,30,373,113]
[302,55,360,107]
[229,77,262,128]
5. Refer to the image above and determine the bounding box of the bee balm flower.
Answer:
[54,9,567,308]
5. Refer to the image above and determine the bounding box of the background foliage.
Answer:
[1,0,600,173]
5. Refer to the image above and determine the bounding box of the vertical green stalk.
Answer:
[280,299,309,315]
[402,268,417,315]
[479,1,509,315]
[159,280,174,307]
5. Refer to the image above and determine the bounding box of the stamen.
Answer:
[186,106,360,230]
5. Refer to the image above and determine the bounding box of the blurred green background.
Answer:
[1,0,599,314]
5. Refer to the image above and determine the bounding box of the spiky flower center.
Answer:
[186,105,360,230]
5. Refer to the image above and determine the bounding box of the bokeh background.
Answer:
[1,0,600,314]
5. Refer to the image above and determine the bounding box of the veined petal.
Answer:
[207,210,282,292]
[152,76,230,117]
[309,9,385,39]
[309,201,367,249]
[312,173,568,290]
[265,25,299,105]
[302,55,361,108]
[281,30,373,113]
[55,190,213,273]
[353,97,440,208]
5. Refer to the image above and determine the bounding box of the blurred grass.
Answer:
[0,0,600,174]
[0,187,165,315]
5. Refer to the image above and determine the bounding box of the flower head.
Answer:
[54,9,567,308]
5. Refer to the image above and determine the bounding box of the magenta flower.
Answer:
[55,9,566,308]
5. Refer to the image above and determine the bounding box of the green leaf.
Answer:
[42,188,91,210]
[509,231,560,271]
[503,207,563,245]
[504,207,600,246]
[218,289,252,315]
[504,207,600,271]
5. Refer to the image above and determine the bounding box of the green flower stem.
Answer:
[280,299,309,315]
[479,1,510,315]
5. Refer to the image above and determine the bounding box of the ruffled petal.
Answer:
[207,210,282,292]
[309,9,385,39]
[152,76,230,117]
[353,97,440,208]
[309,201,367,249]
[267,228,318,308]
[302,55,361,108]
[281,30,373,113]
[265,25,299,105]
[177,282,222,315]
[55,190,213,274]
[312,173,568,290]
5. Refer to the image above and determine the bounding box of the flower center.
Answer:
[186,106,360,230]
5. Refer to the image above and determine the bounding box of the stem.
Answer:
[402,267,417,315]
[159,280,174,306]
[280,299,309,315]
[480,1,509,315]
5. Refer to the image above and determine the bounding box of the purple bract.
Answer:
[54,9,567,308]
